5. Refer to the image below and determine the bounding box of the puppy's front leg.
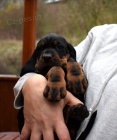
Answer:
[66,58,89,139]
[66,58,88,102]
[43,66,67,102]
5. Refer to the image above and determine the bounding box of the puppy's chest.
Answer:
[37,66,53,76]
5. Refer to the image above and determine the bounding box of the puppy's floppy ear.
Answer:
[67,43,76,60]
[20,46,40,77]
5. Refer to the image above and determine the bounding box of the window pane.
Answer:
[0,0,117,75]
[0,0,23,75]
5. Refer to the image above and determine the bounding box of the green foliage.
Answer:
[0,0,117,43]
[0,1,23,39]
[37,0,117,45]
[0,40,22,75]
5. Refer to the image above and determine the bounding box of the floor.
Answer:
[0,132,21,140]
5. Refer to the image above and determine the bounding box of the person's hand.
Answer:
[20,74,83,140]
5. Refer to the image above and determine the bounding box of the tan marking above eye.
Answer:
[53,40,58,45]
[41,41,45,46]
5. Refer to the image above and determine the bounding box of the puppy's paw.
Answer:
[43,82,67,102]
[43,66,66,102]
[68,104,89,121]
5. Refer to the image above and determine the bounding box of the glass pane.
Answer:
[37,0,117,45]
[0,0,23,75]
[0,0,117,75]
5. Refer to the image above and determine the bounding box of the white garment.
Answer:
[14,24,117,140]
[14,73,36,109]
[75,24,117,140]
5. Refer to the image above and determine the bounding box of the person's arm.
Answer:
[18,74,83,140]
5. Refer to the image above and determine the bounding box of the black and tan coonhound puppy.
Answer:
[18,33,89,140]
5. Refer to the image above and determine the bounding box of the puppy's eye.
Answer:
[57,44,63,49]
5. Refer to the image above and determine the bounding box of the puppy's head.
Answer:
[35,33,76,74]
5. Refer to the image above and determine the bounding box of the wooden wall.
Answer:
[0,76,19,132]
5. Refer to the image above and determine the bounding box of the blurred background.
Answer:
[0,0,117,75]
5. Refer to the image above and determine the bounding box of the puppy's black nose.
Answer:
[42,53,52,61]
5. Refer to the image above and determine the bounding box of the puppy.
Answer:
[19,33,89,140]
